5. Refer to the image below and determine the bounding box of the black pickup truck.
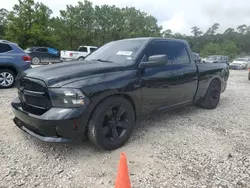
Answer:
[12,38,229,150]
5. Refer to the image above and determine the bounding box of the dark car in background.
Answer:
[0,40,31,88]
[24,47,60,65]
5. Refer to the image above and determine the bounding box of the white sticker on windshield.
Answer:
[116,51,133,56]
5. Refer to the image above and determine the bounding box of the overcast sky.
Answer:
[2,0,250,35]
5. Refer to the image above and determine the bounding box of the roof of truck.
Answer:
[79,45,98,48]
[116,37,189,44]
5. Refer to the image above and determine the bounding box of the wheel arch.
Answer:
[84,93,137,135]
[77,56,85,60]
[195,76,222,103]
[211,77,221,88]
[0,65,18,76]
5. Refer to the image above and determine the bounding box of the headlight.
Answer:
[49,88,89,108]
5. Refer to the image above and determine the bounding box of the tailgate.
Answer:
[60,51,82,59]
[60,51,72,58]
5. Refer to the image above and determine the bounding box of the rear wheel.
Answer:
[77,57,84,61]
[0,69,16,88]
[31,57,40,65]
[87,97,135,150]
[196,79,221,109]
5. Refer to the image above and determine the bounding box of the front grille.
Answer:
[21,79,45,92]
[25,95,50,109]
[19,77,51,114]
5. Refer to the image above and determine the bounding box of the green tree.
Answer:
[162,29,172,38]
[52,0,162,49]
[224,28,235,34]
[200,43,222,57]
[237,24,247,34]
[1,0,250,58]
[0,8,9,38]
[191,26,203,37]
[206,23,220,35]
[5,0,55,48]
[221,40,238,59]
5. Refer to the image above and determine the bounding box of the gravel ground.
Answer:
[1,70,250,188]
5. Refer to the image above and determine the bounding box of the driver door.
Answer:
[140,40,198,114]
[140,40,179,113]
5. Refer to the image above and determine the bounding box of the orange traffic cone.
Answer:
[115,152,131,188]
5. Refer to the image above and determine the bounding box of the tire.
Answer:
[87,96,135,150]
[0,69,16,88]
[77,57,84,61]
[31,57,41,65]
[197,79,221,109]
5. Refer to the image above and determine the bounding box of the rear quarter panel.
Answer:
[0,45,31,72]
[195,63,229,101]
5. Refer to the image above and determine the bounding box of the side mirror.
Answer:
[139,55,168,68]
[194,58,201,63]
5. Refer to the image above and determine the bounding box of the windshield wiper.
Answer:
[90,59,114,63]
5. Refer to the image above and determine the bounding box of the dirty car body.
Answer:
[12,37,229,150]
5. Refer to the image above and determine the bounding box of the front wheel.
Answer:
[77,57,85,61]
[196,79,221,109]
[0,69,16,88]
[31,57,41,65]
[87,97,135,150]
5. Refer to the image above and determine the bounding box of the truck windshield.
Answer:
[85,39,148,65]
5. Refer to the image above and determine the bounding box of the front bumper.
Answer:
[230,65,246,70]
[60,58,77,62]
[11,97,92,142]
[14,118,72,142]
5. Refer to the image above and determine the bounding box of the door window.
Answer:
[0,43,13,53]
[35,48,48,53]
[78,47,87,52]
[90,48,97,53]
[143,40,190,64]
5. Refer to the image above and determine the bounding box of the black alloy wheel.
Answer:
[209,80,220,105]
[88,97,135,150]
[196,79,221,109]
[102,106,129,142]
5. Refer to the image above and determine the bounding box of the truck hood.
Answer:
[23,61,126,87]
